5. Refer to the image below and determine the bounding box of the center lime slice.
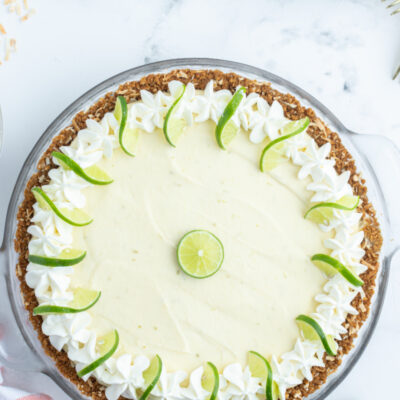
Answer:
[248,351,278,400]
[304,195,359,224]
[33,288,101,315]
[163,85,186,147]
[32,187,93,227]
[259,117,310,172]
[115,95,140,156]
[177,230,224,279]
[77,330,119,378]
[28,248,86,267]
[215,87,246,150]
[201,362,219,400]
[311,254,364,287]
[296,314,338,356]
[52,151,113,185]
[139,355,163,400]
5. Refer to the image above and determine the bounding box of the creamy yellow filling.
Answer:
[72,120,331,371]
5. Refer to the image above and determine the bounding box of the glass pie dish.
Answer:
[0,58,399,399]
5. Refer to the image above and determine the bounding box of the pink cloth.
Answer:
[0,363,72,400]
[0,366,53,400]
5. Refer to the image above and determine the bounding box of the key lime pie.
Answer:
[15,70,382,400]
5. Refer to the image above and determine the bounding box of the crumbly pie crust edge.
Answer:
[14,69,383,400]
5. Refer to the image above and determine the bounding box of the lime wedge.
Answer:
[215,87,246,150]
[259,117,310,172]
[115,96,140,156]
[77,330,119,378]
[163,85,186,147]
[33,288,101,315]
[52,151,113,185]
[304,195,359,224]
[32,187,93,227]
[201,362,219,400]
[311,254,364,287]
[140,355,162,400]
[296,315,338,356]
[177,230,224,279]
[248,351,278,400]
[28,248,86,267]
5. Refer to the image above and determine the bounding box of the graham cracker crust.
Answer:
[14,69,382,400]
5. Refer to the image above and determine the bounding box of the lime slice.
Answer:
[139,355,162,400]
[52,151,113,185]
[201,362,219,400]
[163,85,186,147]
[259,117,310,172]
[304,195,359,224]
[32,187,93,227]
[115,96,140,156]
[177,230,224,279]
[296,315,338,356]
[215,87,246,150]
[248,351,278,400]
[28,248,86,267]
[77,330,119,378]
[311,254,364,287]
[33,288,101,315]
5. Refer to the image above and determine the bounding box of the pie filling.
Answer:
[73,121,330,372]
[25,81,366,400]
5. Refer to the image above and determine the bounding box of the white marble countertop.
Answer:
[0,0,399,398]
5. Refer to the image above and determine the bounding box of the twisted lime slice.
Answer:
[304,195,359,224]
[115,95,140,156]
[177,230,224,279]
[163,85,186,147]
[311,254,364,287]
[32,187,93,226]
[139,355,163,400]
[248,351,278,400]
[259,117,310,172]
[201,362,219,400]
[77,330,119,378]
[52,151,113,185]
[28,248,86,267]
[296,315,338,356]
[215,87,246,150]
[33,288,101,315]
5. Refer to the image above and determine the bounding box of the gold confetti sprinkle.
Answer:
[1,0,36,64]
